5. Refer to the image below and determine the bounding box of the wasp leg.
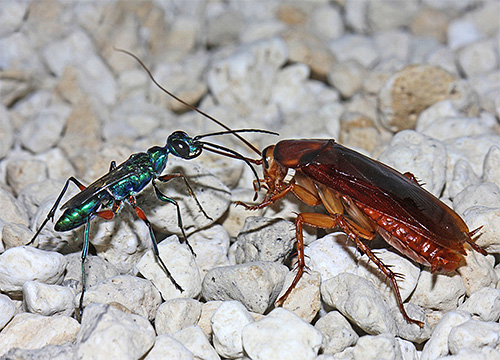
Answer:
[157,173,212,221]
[127,194,183,292]
[28,177,87,245]
[152,177,197,256]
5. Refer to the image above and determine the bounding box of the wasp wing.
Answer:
[60,153,152,210]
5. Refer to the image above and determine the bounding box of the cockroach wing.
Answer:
[275,139,470,252]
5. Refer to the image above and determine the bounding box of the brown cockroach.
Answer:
[237,139,487,327]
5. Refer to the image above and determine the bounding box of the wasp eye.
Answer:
[172,139,191,158]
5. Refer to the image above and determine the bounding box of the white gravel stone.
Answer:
[357,248,420,309]
[144,335,194,360]
[139,157,232,236]
[458,287,500,322]
[453,182,500,215]
[234,216,295,264]
[409,270,466,312]
[448,319,500,355]
[188,225,231,277]
[2,222,33,249]
[304,233,359,281]
[197,300,223,339]
[202,261,288,314]
[463,206,500,253]
[0,313,80,357]
[0,186,30,226]
[211,300,255,358]
[329,35,379,69]
[19,104,72,154]
[327,60,365,99]
[0,1,28,37]
[136,235,201,301]
[242,308,323,360]
[420,311,471,360]
[456,249,497,296]
[207,37,288,116]
[367,0,419,31]
[23,281,75,316]
[277,270,321,323]
[63,252,120,295]
[6,158,48,196]
[458,40,499,78]
[0,105,14,159]
[447,18,482,50]
[321,273,398,335]
[0,293,16,330]
[378,130,447,196]
[482,145,500,189]
[314,311,358,355]
[172,325,220,360]
[81,275,162,321]
[352,333,403,360]
[76,303,155,360]
[155,298,202,336]
[0,246,66,295]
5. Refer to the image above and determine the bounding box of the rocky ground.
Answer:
[1,0,500,359]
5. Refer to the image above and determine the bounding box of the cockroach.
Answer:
[237,139,487,327]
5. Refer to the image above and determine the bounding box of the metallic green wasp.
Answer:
[28,50,276,316]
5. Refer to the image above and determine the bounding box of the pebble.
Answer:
[172,325,220,360]
[80,275,162,321]
[357,248,420,309]
[321,273,398,335]
[144,335,194,360]
[1,1,500,357]
[63,252,120,294]
[410,270,466,312]
[0,294,16,330]
[458,287,500,322]
[420,311,471,360]
[304,233,359,281]
[378,65,456,131]
[0,105,14,159]
[201,261,289,314]
[278,271,321,323]
[242,308,323,360]
[22,281,75,316]
[188,225,231,277]
[0,312,80,357]
[138,157,232,236]
[448,319,500,355]
[0,186,30,227]
[155,298,202,336]
[352,333,403,360]
[0,247,66,296]
[211,300,255,358]
[76,303,155,360]
[135,235,201,301]
[234,216,295,264]
[314,311,358,355]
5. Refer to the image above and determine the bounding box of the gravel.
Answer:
[1,0,500,359]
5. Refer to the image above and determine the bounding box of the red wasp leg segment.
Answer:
[276,212,339,306]
[353,236,424,327]
[157,173,212,221]
[96,210,115,220]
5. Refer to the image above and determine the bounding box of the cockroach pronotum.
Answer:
[237,138,487,327]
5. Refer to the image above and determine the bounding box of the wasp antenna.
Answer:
[114,48,266,157]
[194,128,279,140]
[200,141,262,190]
